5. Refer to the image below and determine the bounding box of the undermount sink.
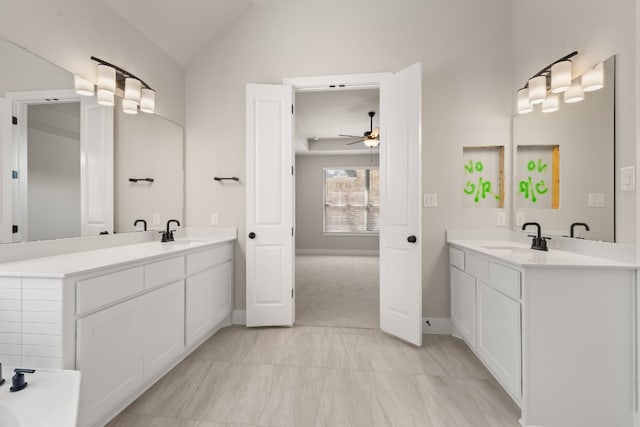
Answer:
[0,367,81,427]
[478,244,534,255]
[162,239,204,245]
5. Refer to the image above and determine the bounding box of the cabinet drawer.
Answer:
[489,263,521,300]
[144,256,185,289]
[449,247,465,270]
[76,267,144,315]
[466,253,489,283]
[186,244,233,275]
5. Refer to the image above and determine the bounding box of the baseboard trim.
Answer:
[422,317,452,334]
[232,309,246,325]
[296,249,379,256]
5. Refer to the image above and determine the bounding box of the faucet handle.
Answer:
[10,368,35,392]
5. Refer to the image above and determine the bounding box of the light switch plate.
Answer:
[621,166,636,191]
[423,193,438,207]
[211,213,219,225]
[588,193,605,207]
[496,211,506,227]
[515,212,525,226]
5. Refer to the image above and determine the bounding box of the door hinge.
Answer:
[291,104,294,115]
[291,227,294,236]
[12,116,17,125]
[12,225,18,234]
[291,288,294,298]
[291,165,294,175]
[11,170,18,179]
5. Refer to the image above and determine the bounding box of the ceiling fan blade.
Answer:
[339,134,363,138]
[346,139,366,145]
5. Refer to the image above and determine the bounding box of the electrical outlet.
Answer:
[588,193,605,207]
[211,213,219,225]
[621,166,635,191]
[516,212,525,226]
[152,213,161,225]
[423,193,438,207]
[496,211,506,227]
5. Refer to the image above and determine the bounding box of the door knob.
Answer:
[248,232,256,239]
[407,235,417,243]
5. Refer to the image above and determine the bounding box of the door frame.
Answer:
[5,89,80,242]
[283,71,419,333]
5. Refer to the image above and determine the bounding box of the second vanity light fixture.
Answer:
[517,51,604,115]
[73,56,156,115]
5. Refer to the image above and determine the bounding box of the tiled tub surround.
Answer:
[0,227,236,427]
[447,230,637,427]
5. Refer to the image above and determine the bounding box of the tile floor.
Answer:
[295,255,379,329]
[108,326,521,427]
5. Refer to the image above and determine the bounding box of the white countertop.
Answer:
[448,239,637,269]
[0,367,81,427]
[0,230,236,278]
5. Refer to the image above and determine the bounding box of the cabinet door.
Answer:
[476,281,521,399]
[186,268,216,347]
[450,266,476,346]
[143,281,185,381]
[77,297,143,427]
[211,261,232,326]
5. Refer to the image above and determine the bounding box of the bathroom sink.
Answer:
[163,239,205,245]
[0,367,81,427]
[478,244,534,256]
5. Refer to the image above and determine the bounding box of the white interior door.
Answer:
[0,98,12,243]
[80,96,114,236]
[246,83,294,327]
[379,63,422,346]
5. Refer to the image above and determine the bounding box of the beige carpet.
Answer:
[295,255,379,328]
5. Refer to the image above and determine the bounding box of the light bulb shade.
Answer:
[582,63,604,92]
[528,76,547,104]
[517,88,533,114]
[97,64,116,95]
[550,61,572,93]
[122,98,138,114]
[124,78,142,104]
[74,75,95,96]
[97,89,114,107]
[364,138,380,148]
[140,88,156,114]
[564,80,584,103]
[541,94,559,113]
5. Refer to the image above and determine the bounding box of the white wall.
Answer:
[185,0,512,317]
[295,154,379,254]
[512,0,636,243]
[0,0,184,125]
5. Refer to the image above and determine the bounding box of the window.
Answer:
[323,167,380,233]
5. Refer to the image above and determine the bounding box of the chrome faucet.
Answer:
[161,219,180,242]
[522,222,550,251]
[570,222,590,238]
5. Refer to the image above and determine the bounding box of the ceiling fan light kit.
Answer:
[340,111,381,147]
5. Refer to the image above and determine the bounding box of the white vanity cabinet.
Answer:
[448,240,636,427]
[449,247,522,401]
[0,237,235,427]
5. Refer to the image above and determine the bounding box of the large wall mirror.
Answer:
[512,56,615,242]
[0,37,184,243]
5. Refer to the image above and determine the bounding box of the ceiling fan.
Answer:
[340,111,380,147]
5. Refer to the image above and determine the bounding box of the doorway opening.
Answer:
[293,88,381,328]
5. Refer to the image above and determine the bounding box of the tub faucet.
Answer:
[570,222,590,238]
[522,222,550,251]
[134,219,147,231]
[161,219,180,242]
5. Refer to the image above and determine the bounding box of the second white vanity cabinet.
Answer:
[448,238,636,427]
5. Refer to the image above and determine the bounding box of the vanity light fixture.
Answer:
[517,88,533,114]
[541,94,559,113]
[73,57,156,114]
[563,79,584,103]
[582,62,604,92]
[74,75,95,96]
[550,60,572,93]
[527,76,547,104]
